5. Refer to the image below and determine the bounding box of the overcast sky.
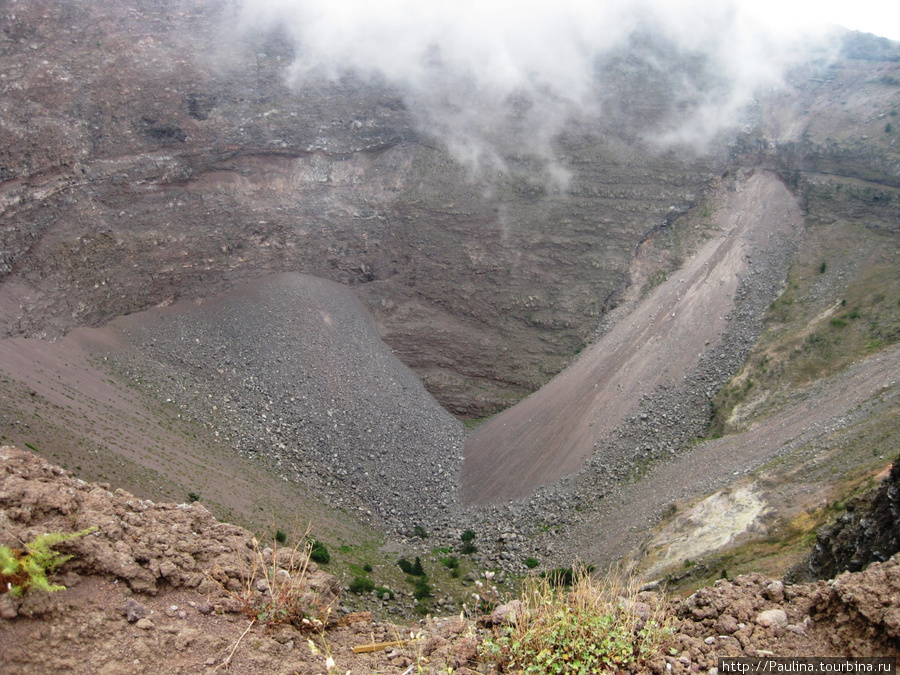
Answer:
[735,0,900,41]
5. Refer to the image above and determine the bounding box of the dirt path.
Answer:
[462,171,804,503]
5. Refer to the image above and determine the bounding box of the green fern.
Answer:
[1,528,96,597]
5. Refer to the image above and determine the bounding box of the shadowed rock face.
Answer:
[0,0,729,417]
[788,463,900,583]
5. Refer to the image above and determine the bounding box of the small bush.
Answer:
[374,586,395,600]
[819,261,827,274]
[275,530,287,544]
[412,577,432,600]
[398,556,426,576]
[349,576,375,594]
[440,556,459,570]
[221,530,333,628]
[460,530,478,554]
[413,525,428,539]
[308,539,330,564]
[524,557,540,569]
[187,492,200,503]
[362,562,373,573]
[481,566,673,674]
[540,566,595,587]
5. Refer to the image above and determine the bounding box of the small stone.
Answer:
[487,600,524,627]
[0,595,18,620]
[764,581,784,603]
[717,614,739,634]
[124,599,147,623]
[135,618,156,630]
[756,609,788,628]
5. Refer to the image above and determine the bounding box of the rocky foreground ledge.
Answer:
[1,446,898,674]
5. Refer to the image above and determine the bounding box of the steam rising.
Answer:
[234,0,832,172]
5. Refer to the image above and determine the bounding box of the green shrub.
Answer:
[412,577,432,600]
[349,576,375,594]
[398,556,426,576]
[524,557,540,569]
[275,530,287,544]
[481,567,673,674]
[374,586,395,600]
[308,539,330,564]
[0,528,96,597]
[440,556,459,570]
[540,566,595,587]
[362,562,373,573]
[413,525,428,539]
[460,529,478,554]
[187,492,200,503]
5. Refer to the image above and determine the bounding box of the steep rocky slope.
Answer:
[788,460,900,583]
[104,272,466,533]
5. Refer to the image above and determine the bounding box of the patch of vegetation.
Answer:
[374,586,394,600]
[412,576,432,600]
[460,529,478,554]
[222,532,332,628]
[524,557,540,569]
[275,530,287,544]
[481,567,673,674]
[349,576,375,594]
[0,528,96,597]
[539,565,595,588]
[413,525,428,539]
[308,539,330,564]
[397,556,425,577]
[640,270,669,299]
[709,221,900,438]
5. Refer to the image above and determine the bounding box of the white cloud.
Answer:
[232,0,888,173]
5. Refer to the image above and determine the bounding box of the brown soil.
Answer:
[3,447,899,673]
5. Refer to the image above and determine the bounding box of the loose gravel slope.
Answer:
[105,273,466,534]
